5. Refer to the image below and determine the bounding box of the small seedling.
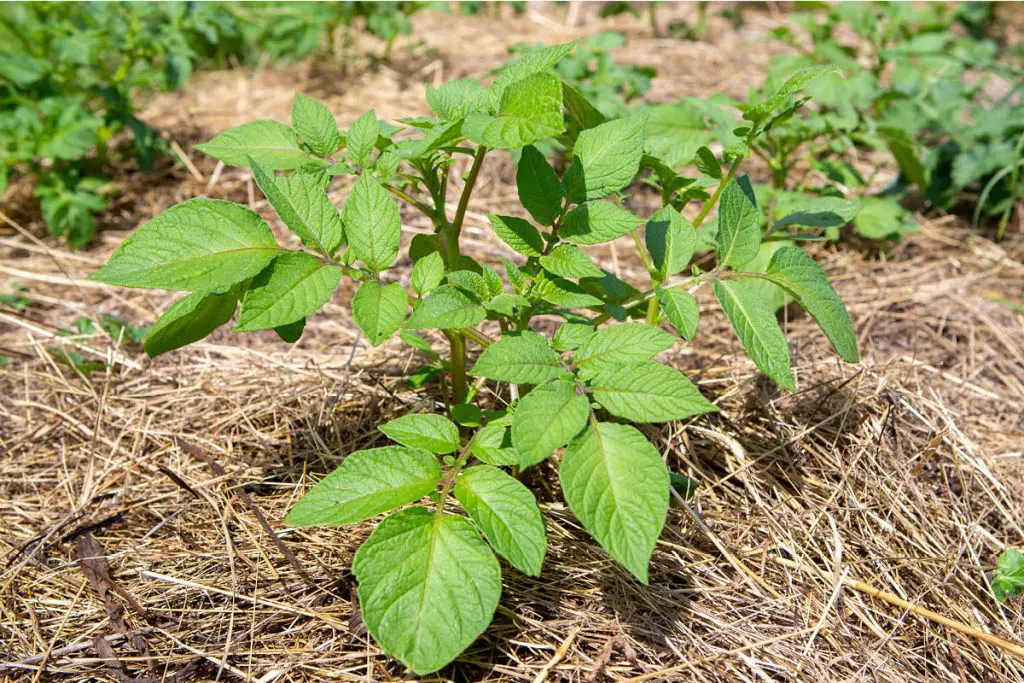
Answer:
[92,44,859,674]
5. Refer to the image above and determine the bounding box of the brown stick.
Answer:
[772,556,1024,660]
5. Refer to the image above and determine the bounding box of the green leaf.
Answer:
[487,215,545,257]
[713,279,794,392]
[992,549,1024,602]
[656,287,699,341]
[284,447,441,526]
[353,507,501,675]
[144,290,238,357]
[353,280,407,346]
[560,201,642,245]
[342,173,401,271]
[773,197,861,230]
[249,160,344,256]
[715,176,761,268]
[574,322,675,377]
[516,145,563,226]
[560,421,669,583]
[588,361,717,423]
[511,379,589,467]
[292,93,342,157]
[455,465,547,576]
[235,252,342,332]
[426,78,488,120]
[745,65,842,123]
[347,110,379,167]
[552,320,594,352]
[274,318,305,343]
[536,277,603,308]
[490,41,576,104]
[196,120,324,170]
[762,246,858,362]
[379,413,460,454]
[411,251,445,296]
[563,115,647,203]
[645,206,695,278]
[470,330,562,384]
[447,270,490,302]
[91,199,283,291]
[670,472,699,501]
[695,146,722,179]
[486,293,530,317]
[482,266,504,298]
[540,244,603,280]
[853,197,917,240]
[406,285,486,329]
[471,425,520,466]
[464,72,564,149]
[452,403,483,427]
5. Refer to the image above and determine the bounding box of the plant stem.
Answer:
[445,331,468,405]
[692,154,742,229]
[645,295,660,325]
[440,145,488,406]
[452,145,488,240]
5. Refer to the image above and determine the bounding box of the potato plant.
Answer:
[91,43,859,674]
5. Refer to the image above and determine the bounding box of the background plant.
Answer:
[764,1,1023,240]
[91,43,859,675]
[0,1,423,248]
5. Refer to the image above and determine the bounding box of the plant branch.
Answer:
[383,184,436,222]
[452,145,488,239]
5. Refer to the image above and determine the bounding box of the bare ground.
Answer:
[2,3,1024,682]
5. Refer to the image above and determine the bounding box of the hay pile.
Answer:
[2,3,1024,682]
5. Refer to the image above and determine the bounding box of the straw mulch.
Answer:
[2,3,1024,682]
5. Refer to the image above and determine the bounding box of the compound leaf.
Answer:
[353,507,501,675]
[284,447,441,527]
[560,201,642,245]
[343,173,401,271]
[144,289,238,357]
[563,115,646,203]
[511,379,589,467]
[764,246,859,363]
[464,72,564,149]
[656,286,699,341]
[292,93,342,156]
[540,244,604,280]
[426,78,488,120]
[379,413,460,454]
[471,425,520,466]
[517,145,563,226]
[91,199,283,291]
[411,251,445,296]
[235,252,341,332]
[470,330,562,384]
[537,276,603,307]
[992,549,1024,602]
[488,214,545,257]
[560,421,669,583]
[406,285,486,329]
[347,109,379,167]
[714,278,794,392]
[588,361,717,423]
[197,120,323,170]
[645,205,695,278]
[715,176,761,268]
[574,322,675,377]
[250,159,344,256]
[455,465,547,576]
[353,280,407,346]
